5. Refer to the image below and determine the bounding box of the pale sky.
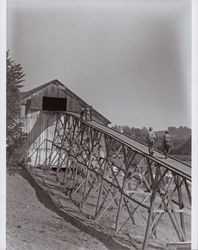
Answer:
[7,0,191,130]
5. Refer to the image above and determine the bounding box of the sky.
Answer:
[7,0,191,130]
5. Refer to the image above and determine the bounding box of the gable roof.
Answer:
[21,79,111,124]
[21,79,65,100]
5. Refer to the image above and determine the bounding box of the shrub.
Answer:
[7,52,26,170]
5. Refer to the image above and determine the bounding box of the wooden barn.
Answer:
[20,79,110,165]
[20,79,110,130]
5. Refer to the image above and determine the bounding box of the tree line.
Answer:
[112,125,191,155]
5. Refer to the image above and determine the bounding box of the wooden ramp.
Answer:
[23,112,191,250]
[90,120,191,180]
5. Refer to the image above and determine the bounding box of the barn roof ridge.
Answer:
[21,79,64,99]
[21,79,111,124]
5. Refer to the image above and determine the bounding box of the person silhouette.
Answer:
[147,127,156,156]
[163,130,171,159]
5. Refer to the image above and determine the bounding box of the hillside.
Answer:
[156,127,191,155]
[6,170,108,250]
[113,125,191,156]
[171,137,191,155]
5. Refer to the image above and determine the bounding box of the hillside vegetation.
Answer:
[112,125,191,156]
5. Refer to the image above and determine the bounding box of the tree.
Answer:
[7,52,25,168]
[122,125,132,136]
[112,125,122,133]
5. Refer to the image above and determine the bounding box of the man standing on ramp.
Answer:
[147,127,156,156]
[163,130,171,159]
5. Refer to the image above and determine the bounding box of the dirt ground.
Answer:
[6,171,109,250]
[6,167,191,250]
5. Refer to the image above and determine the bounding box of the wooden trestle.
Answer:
[23,111,191,250]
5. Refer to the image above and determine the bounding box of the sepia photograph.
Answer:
[4,0,194,249]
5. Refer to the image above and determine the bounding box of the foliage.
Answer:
[171,137,191,155]
[7,52,25,168]
[112,125,191,155]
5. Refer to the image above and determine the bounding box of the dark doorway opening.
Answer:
[42,96,67,111]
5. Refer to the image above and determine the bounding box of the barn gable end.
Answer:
[20,79,111,128]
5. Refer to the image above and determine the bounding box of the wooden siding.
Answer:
[20,80,110,133]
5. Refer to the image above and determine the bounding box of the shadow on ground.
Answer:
[18,168,130,250]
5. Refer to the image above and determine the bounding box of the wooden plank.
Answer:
[176,176,186,238]
[183,178,191,205]
[94,159,108,218]
[161,194,184,242]
[142,166,160,250]
[166,241,191,250]
[96,192,120,221]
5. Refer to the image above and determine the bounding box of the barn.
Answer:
[20,79,111,165]
[20,79,111,132]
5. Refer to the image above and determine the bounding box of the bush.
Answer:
[7,52,26,170]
